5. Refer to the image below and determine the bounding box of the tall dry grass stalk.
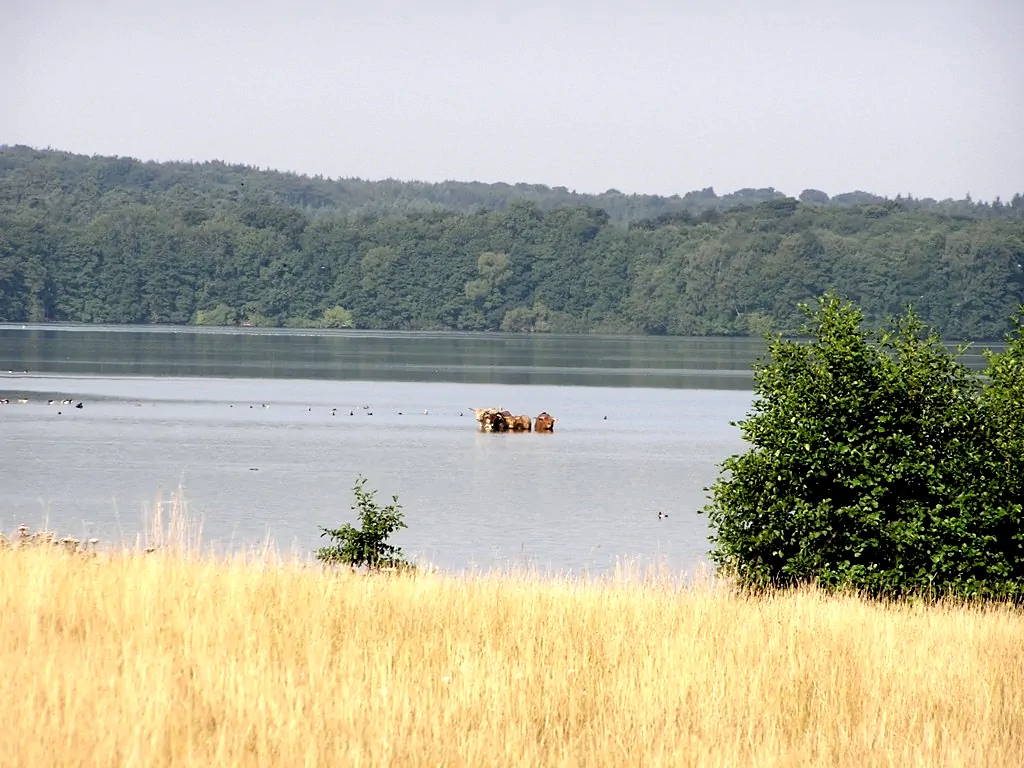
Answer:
[138,488,204,555]
[1,544,1023,767]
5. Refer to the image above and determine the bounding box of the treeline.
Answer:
[1,146,1023,338]
[3,145,1021,224]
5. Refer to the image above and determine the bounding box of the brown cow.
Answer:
[473,408,547,433]
[472,408,510,432]
[534,412,555,432]
[472,408,497,428]
[471,408,494,425]
[508,414,532,431]
[486,411,509,432]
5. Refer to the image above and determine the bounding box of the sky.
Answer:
[5,0,1022,201]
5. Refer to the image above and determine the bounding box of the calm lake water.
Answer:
[0,324,767,574]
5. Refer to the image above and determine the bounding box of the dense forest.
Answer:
[1,145,1022,338]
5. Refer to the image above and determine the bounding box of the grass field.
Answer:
[2,537,1023,767]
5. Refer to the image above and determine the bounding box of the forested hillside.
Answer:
[2,146,1023,337]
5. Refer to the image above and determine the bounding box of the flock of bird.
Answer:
[0,398,456,418]
[0,397,83,413]
[224,403,450,417]
[0,398,671,518]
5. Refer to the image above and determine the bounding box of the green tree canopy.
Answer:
[1,147,1023,338]
[703,294,1024,599]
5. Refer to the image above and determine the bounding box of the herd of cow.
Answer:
[471,408,555,433]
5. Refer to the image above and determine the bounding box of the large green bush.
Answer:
[703,294,1024,598]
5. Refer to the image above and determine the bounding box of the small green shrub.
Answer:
[192,304,237,326]
[317,477,411,570]
[702,293,1024,599]
[318,306,355,329]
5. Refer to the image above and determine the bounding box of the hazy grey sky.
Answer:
[5,0,1022,201]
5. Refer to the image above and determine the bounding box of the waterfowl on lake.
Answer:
[658,512,669,519]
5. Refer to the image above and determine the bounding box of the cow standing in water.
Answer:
[508,414,532,431]
[534,412,555,432]
[471,408,538,432]
[472,408,509,432]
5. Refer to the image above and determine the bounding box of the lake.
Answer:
[0,325,764,575]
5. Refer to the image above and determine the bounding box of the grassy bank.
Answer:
[2,544,1023,767]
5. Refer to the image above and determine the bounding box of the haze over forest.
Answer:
[5,1,1022,202]
[1,146,1022,339]
[4,1,1022,338]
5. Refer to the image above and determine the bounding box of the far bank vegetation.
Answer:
[1,147,1022,338]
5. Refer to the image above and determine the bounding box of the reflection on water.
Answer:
[0,324,1004,573]
[0,324,764,389]
[0,325,747,574]
[0,375,750,575]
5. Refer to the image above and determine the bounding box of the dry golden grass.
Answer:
[2,540,1023,767]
